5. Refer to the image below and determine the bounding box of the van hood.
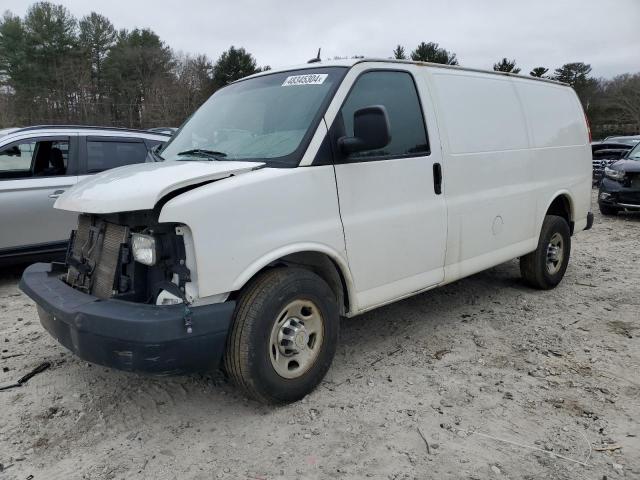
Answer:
[55,160,264,214]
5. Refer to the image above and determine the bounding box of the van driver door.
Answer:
[330,68,447,311]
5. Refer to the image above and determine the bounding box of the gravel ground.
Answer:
[1,191,639,480]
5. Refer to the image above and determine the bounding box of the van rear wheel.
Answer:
[520,215,571,290]
[224,267,339,404]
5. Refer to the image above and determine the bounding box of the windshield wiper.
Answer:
[177,149,228,160]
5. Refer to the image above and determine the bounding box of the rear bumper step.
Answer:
[585,212,594,231]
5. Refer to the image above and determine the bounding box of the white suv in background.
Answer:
[0,126,170,265]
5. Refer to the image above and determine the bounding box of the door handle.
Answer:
[48,189,65,199]
[433,163,442,195]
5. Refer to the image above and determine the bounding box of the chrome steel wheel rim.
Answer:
[546,232,564,275]
[269,299,324,379]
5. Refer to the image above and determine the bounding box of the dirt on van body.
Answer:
[1,190,639,480]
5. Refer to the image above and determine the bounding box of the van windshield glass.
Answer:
[160,67,346,167]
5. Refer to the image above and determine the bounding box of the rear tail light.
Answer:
[584,111,592,143]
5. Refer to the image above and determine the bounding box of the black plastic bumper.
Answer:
[598,178,640,209]
[19,263,235,374]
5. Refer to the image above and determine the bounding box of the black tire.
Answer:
[224,267,339,404]
[520,215,571,290]
[598,203,618,216]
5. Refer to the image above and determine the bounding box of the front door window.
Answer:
[0,139,70,179]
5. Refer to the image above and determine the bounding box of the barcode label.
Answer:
[282,74,328,86]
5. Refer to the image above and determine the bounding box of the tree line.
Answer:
[1,3,638,139]
[394,42,639,139]
[0,2,268,129]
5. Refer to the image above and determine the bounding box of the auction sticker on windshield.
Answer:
[282,74,328,86]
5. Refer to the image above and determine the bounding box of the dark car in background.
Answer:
[591,138,638,186]
[598,141,640,215]
[0,125,170,265]
[602,135,640,145]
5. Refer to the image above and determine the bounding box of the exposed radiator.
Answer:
[66,215,129,299]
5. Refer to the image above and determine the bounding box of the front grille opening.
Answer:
[66,215,129,299]
[64,213,189,303]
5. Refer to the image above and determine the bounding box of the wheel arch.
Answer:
[230,244,356,316]
[542,191,575,235]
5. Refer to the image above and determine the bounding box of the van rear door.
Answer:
[330,69,447,310]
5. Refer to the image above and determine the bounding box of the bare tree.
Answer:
[606,74,640,132]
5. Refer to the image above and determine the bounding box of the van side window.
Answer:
[0,139,69,179]
[339,71,429,161]
[87,140,148,173]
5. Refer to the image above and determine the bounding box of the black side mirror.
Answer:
[338,105,391,155]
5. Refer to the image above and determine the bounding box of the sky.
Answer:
[3,0,639,78]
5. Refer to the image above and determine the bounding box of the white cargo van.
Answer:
[20,59,593,403]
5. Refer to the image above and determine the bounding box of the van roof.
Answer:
[244,58,568,86]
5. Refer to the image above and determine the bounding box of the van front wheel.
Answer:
[224,267,339,404]
[520,215,571,290]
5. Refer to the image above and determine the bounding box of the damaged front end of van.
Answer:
[19,161,260,374]
[19,65,347,377]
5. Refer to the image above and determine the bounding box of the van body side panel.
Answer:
[427,69,538,281]
[158,165,350,302]
[513,80,591,232]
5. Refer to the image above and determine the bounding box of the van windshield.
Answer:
[160,67,347,167]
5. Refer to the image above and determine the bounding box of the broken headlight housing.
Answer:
[131,233,157,266]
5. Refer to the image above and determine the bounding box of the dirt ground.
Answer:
[1,190,639,480]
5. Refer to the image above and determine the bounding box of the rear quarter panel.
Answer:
[424,67,590,282]
[512,79,591,231]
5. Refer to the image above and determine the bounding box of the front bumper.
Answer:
[598,177,640,209]
[19,263,235,374]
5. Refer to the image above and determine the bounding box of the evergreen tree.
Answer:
[553,62,592,87]
[212,46,260,88]
[104,28,174,127]
[393,45,406,60]
[493,58,521,74]
[410,42,458,65]
[21,2,79,122]
[79,12,116,97]
[529,67,549,78]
